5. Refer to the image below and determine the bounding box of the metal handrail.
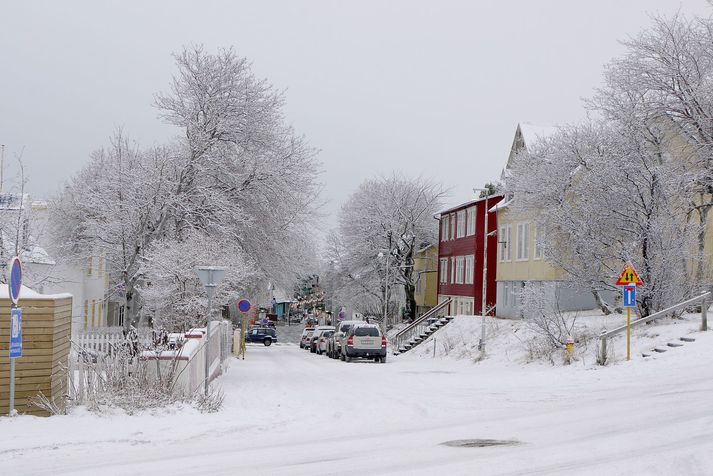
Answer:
[392,298,452,353]
[601,292,710,339]
[598,291,710,364]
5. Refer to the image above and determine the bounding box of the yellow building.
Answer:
[414,244,438,316]
[495,123,603,318]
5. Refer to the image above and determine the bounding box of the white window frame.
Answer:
[464,255,474,284]
[516,222,529,261]
[450,257,456,284]
[534,223,545,260]
[466,207,476,236]
[455,256,465,284]
[441,215,449,241]
[456,210,466,238]
[439,258,448,284]
[450,213,456,241]
[499,225,512,262]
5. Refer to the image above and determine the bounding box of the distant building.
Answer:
[30,200,111,334]
[413,244,438,316]
[436,194,503,316]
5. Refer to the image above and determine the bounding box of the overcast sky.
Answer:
[1,0,711,227]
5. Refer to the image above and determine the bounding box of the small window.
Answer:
[455,256,464,284]
[450,214,456,241]
[517,222,530,261]
[465,255,475,284]
[466,207,476,236]
[456,210,466,238]
[450,257,456,284]
[534,223,545,260]
[87,256,93,276]
[499,225,512,262]
[439,258,449,284]
[441,215,450,241]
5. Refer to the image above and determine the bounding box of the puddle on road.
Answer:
[440,439,521,448]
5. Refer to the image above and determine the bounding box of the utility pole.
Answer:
[474,188,490,352]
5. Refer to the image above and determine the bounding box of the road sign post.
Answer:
[8,256,22,416]
[616,262,644,361]
[237,299,251,360]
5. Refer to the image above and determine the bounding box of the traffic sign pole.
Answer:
[8,257,23,416]
[617,262,643,362]
[626,307,631,361]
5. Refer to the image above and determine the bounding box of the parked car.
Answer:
[309,326,335,353]
[300,327,315,349]
[328,320,360,359]
[316,330,334,355]
[340,323,387,362]
[246,327,277,346]
[301,330,314,349]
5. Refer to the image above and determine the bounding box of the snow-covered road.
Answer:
[3,336,713,475]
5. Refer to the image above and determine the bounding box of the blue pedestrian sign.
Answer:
[9,307,22,358]
[8,256,22,306]
[623,285,636,308]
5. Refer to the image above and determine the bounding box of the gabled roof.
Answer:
[505,122,559,171]
[436,194,504,217]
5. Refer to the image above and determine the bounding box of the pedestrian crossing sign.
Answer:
[615,261,644,286]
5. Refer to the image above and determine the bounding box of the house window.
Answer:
[465,255,475,284]
[466,207,476,236]
[439,258,448,284]
[455,256,465,284]
[84,300,89,329]
[516,222,529,261]
[456,210,466,238]
[534,223,545,260]
[98,257,104,276]
[450,214,456,241]
[499,225,512,262]
[87,256,93,276]
[441,215,450,241]
[450,257,455,284]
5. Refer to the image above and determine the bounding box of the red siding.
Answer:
[437,195,503,315]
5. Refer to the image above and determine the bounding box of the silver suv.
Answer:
[340,323,387,363]
[328,320,361,359]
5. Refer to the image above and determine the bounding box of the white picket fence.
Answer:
[70,321,234,398]
[74,327,152,355]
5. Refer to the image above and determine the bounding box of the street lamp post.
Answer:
[195,266,226,396]
[473,188,490,352]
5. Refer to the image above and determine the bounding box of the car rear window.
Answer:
[323,331,334,337]
[340,324,352,333]
[354,327,379,337]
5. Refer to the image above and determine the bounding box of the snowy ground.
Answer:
[2,313,713,475]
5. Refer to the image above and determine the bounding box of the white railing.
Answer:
[598,292,710,365]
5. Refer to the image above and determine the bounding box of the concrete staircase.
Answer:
[641,336,696,358]
[393,315,455,355]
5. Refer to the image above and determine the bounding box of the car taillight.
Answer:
[381,336,387,348]
[336,338,341,344]
[347,336,353,347]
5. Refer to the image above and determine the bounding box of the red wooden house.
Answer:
[436,194,503,316]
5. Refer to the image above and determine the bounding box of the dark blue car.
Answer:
[246,327,277,346]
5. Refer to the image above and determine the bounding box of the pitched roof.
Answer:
[518,122,558,148]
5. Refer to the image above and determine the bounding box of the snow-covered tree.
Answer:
[327,174,444,324]
[592,13,713,288]
[508,120,697,317]
[51,46,322,330]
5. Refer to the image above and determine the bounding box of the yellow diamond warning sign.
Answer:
[615,261,644,286]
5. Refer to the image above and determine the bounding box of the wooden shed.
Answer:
[0,286,72,416]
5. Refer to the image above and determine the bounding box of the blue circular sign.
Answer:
[238,299,252,313]
[9,257,22,305]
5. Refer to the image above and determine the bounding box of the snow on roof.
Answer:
[519,122,558,148]
[489,197,513,212]
[437,194,503,216]
[0,283,71,300]
[1,232,55,265]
